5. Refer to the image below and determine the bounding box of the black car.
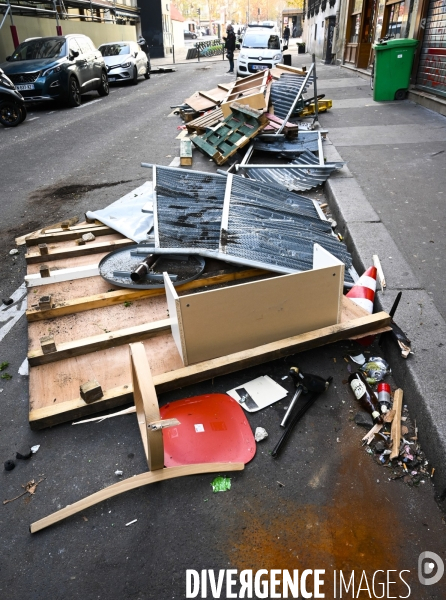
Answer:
[0,34,109,107]
[184,30,198,39]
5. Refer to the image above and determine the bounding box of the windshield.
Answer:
[10,38,66,61]
[242,33,280,50]
[99,44,130,56]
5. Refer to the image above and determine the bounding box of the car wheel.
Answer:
[131,66,138,85]
[144,63,150,79]
[98,71,110,96]
[18,104,27,124]
[0,101,23,127]
[67,76,81,107]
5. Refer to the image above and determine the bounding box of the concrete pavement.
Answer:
[291,53,446,496]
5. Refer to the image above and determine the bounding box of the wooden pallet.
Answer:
[192,102,268,165]
[221,71,271,118]
[186,108,224,134]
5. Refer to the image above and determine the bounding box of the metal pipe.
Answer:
[236,163,339,170]
[276,63,314,135]
[280,385,303,427]
[312,53,319,125]
[141,163,226,177]
[0,5,10,29]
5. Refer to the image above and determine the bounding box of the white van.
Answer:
[236,27,283,77]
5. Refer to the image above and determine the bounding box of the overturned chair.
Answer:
[30,342,255,533]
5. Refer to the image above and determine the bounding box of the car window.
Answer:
[9,38,67,61]
[68,38,81,55]
[99,43,130,56]
[77,38,92,55]
[242,33,280,49]
[87,39,97,52]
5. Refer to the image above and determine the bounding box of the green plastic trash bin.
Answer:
[372,38,418,101]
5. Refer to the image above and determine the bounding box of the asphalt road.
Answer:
[1,60,446,600]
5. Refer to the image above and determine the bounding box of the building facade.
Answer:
[303,0,344,63]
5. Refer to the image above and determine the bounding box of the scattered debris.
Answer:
[2,298,13,306]
[3,477,46,505]
[211,476,232,493]
[125,519,137,526]
[82,232,96,242]
[4,460,15,471]
[30,445,40,454]
[354,411,374,429]
[360,356,390,385]
[9,249,19,255]
[255,427,268,442]
[115,470,123,476]
[228,376,287,413]
[16,447,32,460]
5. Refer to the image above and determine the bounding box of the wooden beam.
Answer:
[25,226,113,247]
[26,268,268,321]
[390,388,403,460]
[29,308,391,429]
[30,462,244,533]
[28,319,172,366]
[25,238,133,264]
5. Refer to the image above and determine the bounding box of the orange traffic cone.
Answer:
[347,266,377,346]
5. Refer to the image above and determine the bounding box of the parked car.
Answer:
[99,41,150,84]
[184,30,198,39]
[236,27,283,76]
[0,35,109,107]
[0,67,26,127]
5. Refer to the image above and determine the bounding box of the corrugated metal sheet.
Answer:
[242,150,345,192]
[253,131,320,154]
[151,166,353,280]
[271,72,316,119]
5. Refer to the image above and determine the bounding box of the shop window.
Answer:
[386,1,405,38]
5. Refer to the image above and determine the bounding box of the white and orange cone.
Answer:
[347,266,377,346]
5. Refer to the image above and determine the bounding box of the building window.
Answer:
[386,1,405,38]
[350,13,361,42]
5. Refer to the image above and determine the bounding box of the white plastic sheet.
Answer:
[86,181,154,243]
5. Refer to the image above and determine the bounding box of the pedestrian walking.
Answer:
[223,24,236,73]
[283,25,290,45]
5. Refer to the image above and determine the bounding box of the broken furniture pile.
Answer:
[174,61,340,193]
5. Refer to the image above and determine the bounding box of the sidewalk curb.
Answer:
[325,146,446,500]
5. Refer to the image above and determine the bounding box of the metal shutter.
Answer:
[416,0,446,98]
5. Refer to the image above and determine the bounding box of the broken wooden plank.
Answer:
[28,319,172,366]
[26,268,268,321]
[80,380,103,404]
[25,238,134,264]
[26,226,113,247]
[180,139,193,166]
[30,462,244,533]
[390,388,403,460]
[29,309,391,428]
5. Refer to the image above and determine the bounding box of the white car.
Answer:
[99,41,150,84]
[236,27,283,77]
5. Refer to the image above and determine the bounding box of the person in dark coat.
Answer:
[283,25,290,44]
[223,24,236,73]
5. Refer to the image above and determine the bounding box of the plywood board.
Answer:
[28,302,391,429]
[176,263,344,365]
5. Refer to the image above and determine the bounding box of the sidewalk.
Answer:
[292,53,446,496]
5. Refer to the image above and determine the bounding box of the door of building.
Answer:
[323,16,337,63]
[416,0,446,98]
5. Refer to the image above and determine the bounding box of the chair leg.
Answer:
[30,462,244,533]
